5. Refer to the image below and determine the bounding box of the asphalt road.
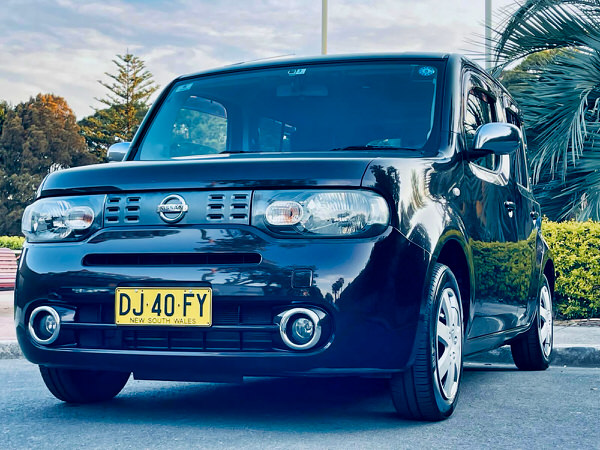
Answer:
[1,360,598,449]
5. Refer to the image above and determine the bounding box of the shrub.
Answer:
[543,221,600,319]
[0,236,24,251]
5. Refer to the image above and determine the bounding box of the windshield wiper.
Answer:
[330,145,412,151]
[219,150,249,154]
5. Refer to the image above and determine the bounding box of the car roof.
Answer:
[176,52,458,81]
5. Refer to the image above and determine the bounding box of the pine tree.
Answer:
[79,53,159,154]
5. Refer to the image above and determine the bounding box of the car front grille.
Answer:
[103,190,252,227]
[62,301,280,352]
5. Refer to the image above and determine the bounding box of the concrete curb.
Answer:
[466,346,600,368]
[0,341,22,360]
[1,339,599,367]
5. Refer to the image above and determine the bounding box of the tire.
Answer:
[510,274,553,371]
[39,366,130,403]
[390,263,463,421]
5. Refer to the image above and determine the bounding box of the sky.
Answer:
[0,0,518,119]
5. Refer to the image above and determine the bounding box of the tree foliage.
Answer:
[0,101,8,135]
[0,94,99,235]
[492,0,600,220]
[79,53,159,155]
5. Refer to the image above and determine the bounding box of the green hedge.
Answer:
[1,222,598,318]
[0,236,25,251]
[543,221,600,319]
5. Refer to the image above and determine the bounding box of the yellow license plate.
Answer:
[115,287,212,327]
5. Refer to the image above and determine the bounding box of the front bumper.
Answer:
[15,225,429,380]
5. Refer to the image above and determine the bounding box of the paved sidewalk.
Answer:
[0,290,14,341]
[1,290,599,365]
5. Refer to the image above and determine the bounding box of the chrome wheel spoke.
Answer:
[538,285,553,358]
[438,349,451,379]
[540,322,550,342]
[443,358,456,394]
[436,286,462,400]
[540,304,551,323]
[437,323,451,347]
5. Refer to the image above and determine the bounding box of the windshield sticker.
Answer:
[418,66,436,77]
[175,83,193,92]
[288,68,307,76]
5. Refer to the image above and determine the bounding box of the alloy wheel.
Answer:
[436,287,462,401]
[538,285,553,358]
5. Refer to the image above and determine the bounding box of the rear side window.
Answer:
[255,117,294,152]
[506,109,530,188]
[144,96,228,159]
[464,89,497,171]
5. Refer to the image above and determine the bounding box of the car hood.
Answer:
[38,153,380,197]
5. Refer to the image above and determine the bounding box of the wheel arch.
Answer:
[432,235,474,333]
[543,257,555,296]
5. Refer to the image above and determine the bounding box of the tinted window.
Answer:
[170,97,227,157]
[464,89,497,171]
[136,61,445,160]
[506,109,529,187]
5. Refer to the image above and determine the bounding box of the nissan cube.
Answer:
[16,54,554,421]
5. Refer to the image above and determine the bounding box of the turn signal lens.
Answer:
[265,201,303,226]
[65,206,95,230]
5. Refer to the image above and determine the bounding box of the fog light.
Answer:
[42,314,58,335]
[28,306,61,345]
[291,317,314,345]
[276,308,323,350]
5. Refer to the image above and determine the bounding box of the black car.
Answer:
[16,54,554,421]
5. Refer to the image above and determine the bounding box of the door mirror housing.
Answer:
[107,142,131,162]
[470,123,521,158]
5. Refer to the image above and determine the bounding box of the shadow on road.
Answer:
[29,364,521,431]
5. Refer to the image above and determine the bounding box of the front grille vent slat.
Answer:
[103,191,251,227]
[83,252,261,266]
[105,196,141,226]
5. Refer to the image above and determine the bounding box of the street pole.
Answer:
[322,0,328,55]
[485,0,492,70]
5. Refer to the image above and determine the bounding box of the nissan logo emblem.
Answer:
[157,194,189,223]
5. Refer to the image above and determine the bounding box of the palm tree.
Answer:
[491,0,600,220]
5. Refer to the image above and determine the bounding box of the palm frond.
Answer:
[509,45,600,181]
[554,127,600,220]
[492,0,600,72]
[490,0,600,221]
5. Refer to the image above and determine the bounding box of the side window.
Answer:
[506,109,529,188]
[171,97,228,157]
[255,117,295,152]
[464,89,497,171]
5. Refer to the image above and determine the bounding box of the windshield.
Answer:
[135,60,445,160]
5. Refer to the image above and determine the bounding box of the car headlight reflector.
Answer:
[255,190,389,237]
[22,196,104,242]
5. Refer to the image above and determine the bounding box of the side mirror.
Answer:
[107,142,131,162]
[471,123,521,157]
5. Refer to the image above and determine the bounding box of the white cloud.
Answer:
[0,0,517,118]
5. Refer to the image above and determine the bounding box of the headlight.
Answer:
[22,195,104,242]
[253,190,389,237]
